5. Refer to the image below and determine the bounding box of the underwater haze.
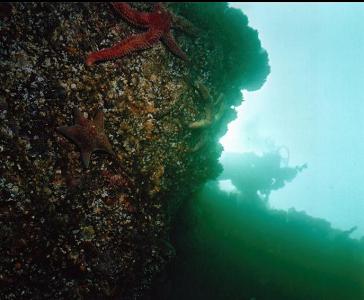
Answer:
[222,2,364,239]
[154,3,364,300]
[162,180,364,300]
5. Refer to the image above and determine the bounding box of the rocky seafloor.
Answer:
[0,2,269,299]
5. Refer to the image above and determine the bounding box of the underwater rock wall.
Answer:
[0,3,269,299]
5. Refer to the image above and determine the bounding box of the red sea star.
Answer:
[86,2,197,65]
[56,108,115,168]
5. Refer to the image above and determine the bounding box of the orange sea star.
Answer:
[86,2,197,65]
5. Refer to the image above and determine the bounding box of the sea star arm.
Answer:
[56,125,86,149]
[188,81,224,129]
[96,136,115,156]
[112,2,150,28]
[188,115,213,129]
[213,95,226,123]
[171,14,200,37]
[190,131,209,152]
[93,110,104,131]
[81,150,92,169]
[86,29,164,65]
[161,31,188,61]
[73,108,88,127]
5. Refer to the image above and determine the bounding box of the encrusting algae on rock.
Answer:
[0,2,269,299]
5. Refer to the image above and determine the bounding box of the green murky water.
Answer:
[154,151,364,300]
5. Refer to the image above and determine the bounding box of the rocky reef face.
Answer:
[0,3,269,299]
